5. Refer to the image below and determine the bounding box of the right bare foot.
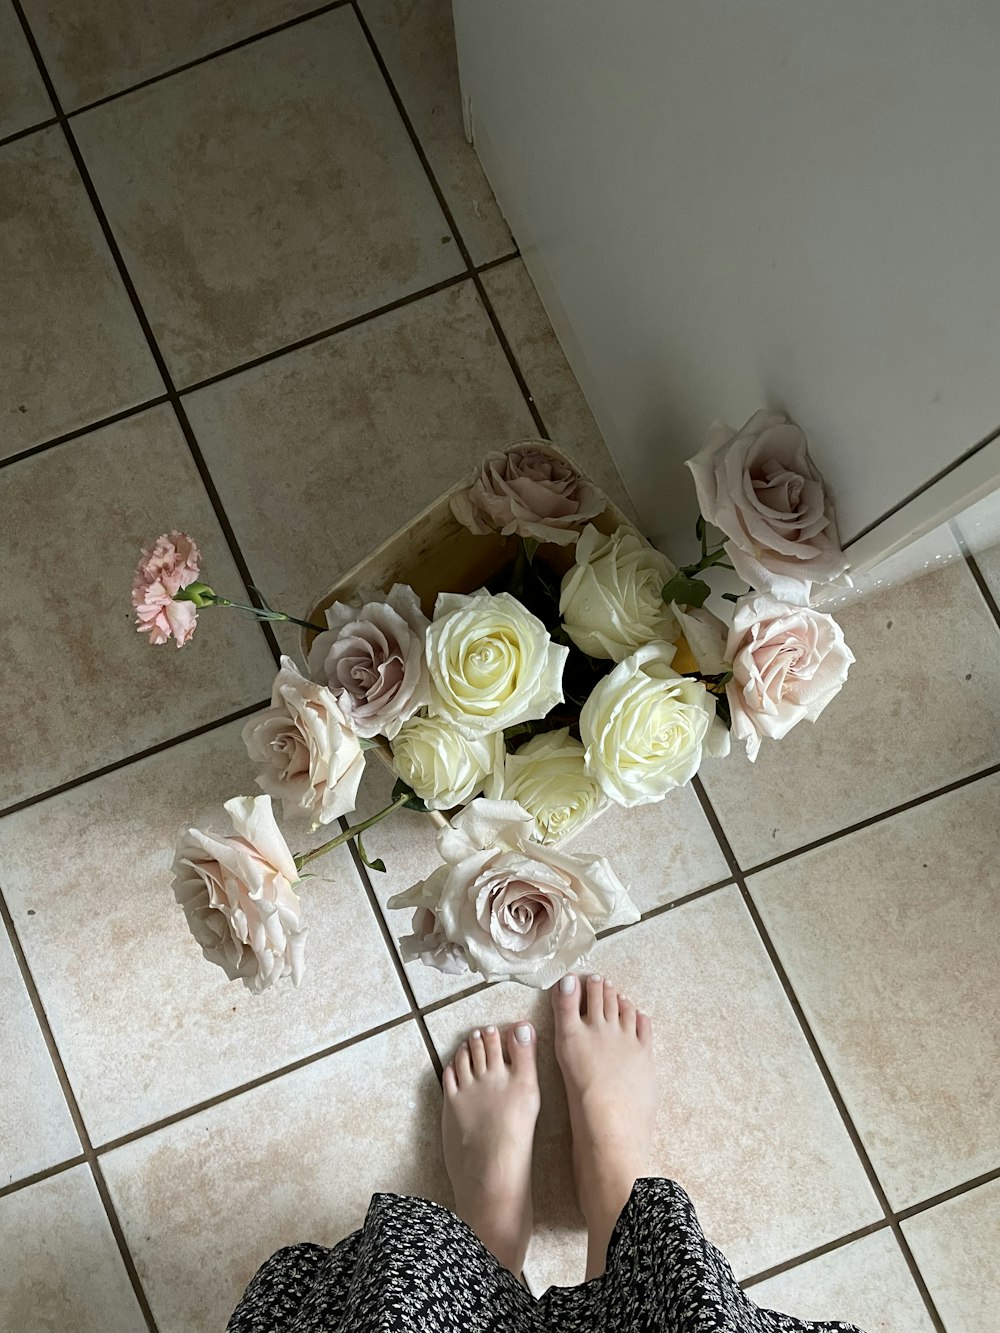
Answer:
[552,972,657,1279]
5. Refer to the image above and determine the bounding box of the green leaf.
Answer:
[356,831,386,874]
[661,573,711,608]
[391,777,429,813]
[715,692,732,730]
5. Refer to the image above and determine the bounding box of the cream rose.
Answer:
[243,656,365,826]
[670,603,731,677]
[426,589,568,733]
[451,441,606,545]
[397,907,471,976]
[307,583,430,740]
[388,799,639,986]
[172,795,306,993]
[580,642,729,806]
[686,410,849,603]
[560,524,680,661]
[486,728,608,844]
[391,715,503,810]
[725,595,854,761]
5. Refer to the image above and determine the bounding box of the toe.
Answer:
[585,973,605,1022]
[468,1028,487,1076]
[443,1063,458,1096]
[506,1022,538,1083]
[603,979,619,1023]
[482,1024,503,1069]
[551,972,583,1031]
[637,1011,653,1045]
[619,995,638,1033]
[455,1041,473,1086]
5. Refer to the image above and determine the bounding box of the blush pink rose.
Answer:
[451,441,607,546]
[686,411,849,604]
[725,595,855,761]
[132,531,202,646]
[172,795,306,993]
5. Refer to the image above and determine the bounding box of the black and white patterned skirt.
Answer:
[228,1178,864,1332]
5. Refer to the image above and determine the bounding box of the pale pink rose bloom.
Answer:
[243,656,365,826]
[132,530,202,646]
[725,595,855,761]
[389,799,639,987]
[451,441,607,546]
[307,584,430,740]
[686,411,849,604]
[172,795,306,993]
[398,907,471,976]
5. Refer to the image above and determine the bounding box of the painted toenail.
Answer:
[515,1024,533,1043]
[559,975,576,993]
[590,973,602,983]
[472,1029,481,1040]
[485,1025,496,1034]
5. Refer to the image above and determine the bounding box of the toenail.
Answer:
[471,1029,481,1040]
[515,1024,533,1043]
[559,975,576,993]
[484,1025,496,1034]
[590,973,602,983]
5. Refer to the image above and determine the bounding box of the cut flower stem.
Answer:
[293,791,412,872]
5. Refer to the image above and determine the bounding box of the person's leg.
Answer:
[552,973,658,1281]
[441,1021,541,1277]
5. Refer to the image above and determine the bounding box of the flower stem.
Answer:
[293,792,411,872]
[211,596,327,633]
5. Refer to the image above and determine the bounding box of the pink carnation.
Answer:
[132,531,202,647]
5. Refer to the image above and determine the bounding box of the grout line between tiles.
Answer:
[691,777,948,1332]
[739,759,1000,878]
[0,1153,87,1201]
[739,1218,891,1290]
[0,699,271,822]
[0,115,57,148]
[0,395,171,472]
[10,0,282,670]
[949,520,1000,633]
[341,822,444,1081]
[350,1,548,440]
[65,0,354,118]
[0,889,160,1331]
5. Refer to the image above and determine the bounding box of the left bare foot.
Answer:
[442,1022,540,1276]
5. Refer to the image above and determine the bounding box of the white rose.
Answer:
[397,907,471,976]
[485,728,608,843]
[307,583,430,740]
[686,410,849,603]
[172,795,306,993]
[670,603,731,677]
[388,798,639,987]
[243,656,365,826]
[426,589,568,733]
[726,595,855,761]
[559,524,680,662]
[391,715,504,810]
[580,642,730,806]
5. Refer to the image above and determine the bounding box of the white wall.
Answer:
[454,0,1000,560]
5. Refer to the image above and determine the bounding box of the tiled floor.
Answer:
[1,2,998,1331]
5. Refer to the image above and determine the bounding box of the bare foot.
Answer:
[552,973,657,1279]
[442,1022,541,1277]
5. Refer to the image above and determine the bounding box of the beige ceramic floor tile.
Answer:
[184,280,536,633]
[0,128,161,458]
[750,774,1000,1209]
[902,1179,1000,1333]
[951,484,1000,607]
[0,927,80,1185]
[0,405,275,808]
[0,717,409,1144]
[359,0,512,264]
[102,1021,447,1333]
[480,258,637,517]
[746,1229,934,1332]
[425,889,880,1291]
[21,0,315,110]
[73,9,463,386]
[0,1166,145,1332]
[700,552,1000,865]
[0,4,50,137]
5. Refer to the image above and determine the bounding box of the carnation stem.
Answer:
[293,792,411,872]
[210,597,327,633]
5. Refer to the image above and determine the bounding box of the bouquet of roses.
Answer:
[135,416,853,995]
